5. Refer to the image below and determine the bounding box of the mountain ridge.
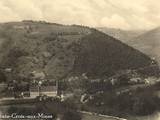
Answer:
[129,27,160,62]
[97,27,146,43]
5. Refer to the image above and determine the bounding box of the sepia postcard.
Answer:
[0,0,160,120]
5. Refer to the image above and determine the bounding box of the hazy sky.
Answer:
[0,0,160,30]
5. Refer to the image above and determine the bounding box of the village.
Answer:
[0,65,159,101]
[0,68,131,120]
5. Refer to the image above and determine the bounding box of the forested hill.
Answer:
[0,21,156,80]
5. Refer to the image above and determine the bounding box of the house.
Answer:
[29,85,58,98]
[129,77,142,84]
[4,68,12,73]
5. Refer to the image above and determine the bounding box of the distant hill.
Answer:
[97,27,146,43]
[0,21,156,80]
[129,27,160,63]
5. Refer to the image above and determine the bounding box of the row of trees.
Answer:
[7,97,82,120]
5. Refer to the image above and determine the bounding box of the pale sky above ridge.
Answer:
[0,0,159,30]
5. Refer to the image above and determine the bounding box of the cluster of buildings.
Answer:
[0,82,58,99]
[0,69,59,99]
[29,83,58,98]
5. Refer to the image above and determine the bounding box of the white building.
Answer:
[29,85,58,98]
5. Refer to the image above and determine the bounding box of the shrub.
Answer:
[62,110,81,120]
[132,96,159,115]
[0,71,6,83]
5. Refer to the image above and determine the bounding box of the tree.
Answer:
[117,74,130,86]
[62,110,81,120]
[132,96,158,115]
[0,71,6,83]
